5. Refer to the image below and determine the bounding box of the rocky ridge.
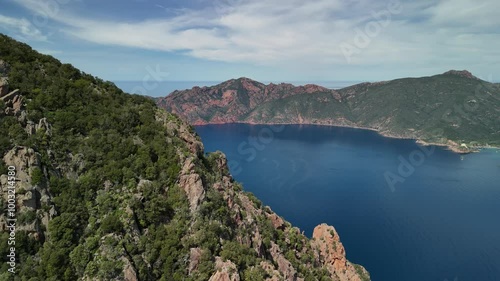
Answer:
[157,77,340,126]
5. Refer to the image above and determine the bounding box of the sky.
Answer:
[1,0,499,86]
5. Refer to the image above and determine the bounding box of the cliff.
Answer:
[157,73,500,153]
[0,34,369,280]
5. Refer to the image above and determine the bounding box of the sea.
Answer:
[194,123,500,281]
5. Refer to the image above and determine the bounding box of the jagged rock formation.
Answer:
[312,224,369,281]
[158,72,500,153]
[156,111,369,280]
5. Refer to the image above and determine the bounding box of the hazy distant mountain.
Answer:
[158,72,500,153]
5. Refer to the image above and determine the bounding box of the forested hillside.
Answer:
[158,73,500,153]
[0,34,369,281]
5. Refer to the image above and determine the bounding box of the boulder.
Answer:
[208,257,240,281]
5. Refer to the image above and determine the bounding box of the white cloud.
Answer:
[0,14,47,41]
[9,0,500,77]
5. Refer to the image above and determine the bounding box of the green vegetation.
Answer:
[340,75,500,148]
[161,72,500,151]
[0,33,187,280]
[354,264,371,281]
[30,167,44,185]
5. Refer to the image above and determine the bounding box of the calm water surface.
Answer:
[195,124,500,281]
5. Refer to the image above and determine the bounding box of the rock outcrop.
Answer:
[0,60,9,97]
[269,241,299,281]
[208,257,241,281]
[189,247,203,274]
[312,224,370,281]
[179,157,205,212]
[0,146,55,239]
[0,77,8,97]
[443,69,478,79]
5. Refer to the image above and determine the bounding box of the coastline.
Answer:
[193,120,498,154]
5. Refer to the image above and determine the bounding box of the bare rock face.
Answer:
[0,60,9,75]
[2,146,40,184]
[267,213,285,230]
[0,146,55,238]
[0,77,8,97]
[179,157,205,212]
[269,242,298,281]
[0,60,9,97]
[189,248,203,274]
[11,94,24,115]
[443,70,478,79]
[208,257,240,281]
[122,257,139,281]
[36,117,53,136]
[252,229,265,257]
[311,224,369,281]
[25,121,37,135]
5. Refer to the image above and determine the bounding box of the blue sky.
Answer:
[1,0,499,85]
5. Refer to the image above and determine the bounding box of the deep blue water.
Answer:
[195,124,500,281]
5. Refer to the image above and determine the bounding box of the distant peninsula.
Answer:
[157,72,500,153]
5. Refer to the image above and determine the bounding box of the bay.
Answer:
[195,123,500,281]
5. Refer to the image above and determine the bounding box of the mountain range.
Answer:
[157,72,500,153]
